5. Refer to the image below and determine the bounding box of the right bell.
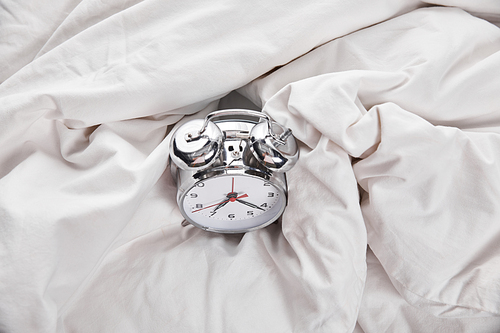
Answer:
[249,120,299,173]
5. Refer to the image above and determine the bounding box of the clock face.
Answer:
[180,174,286,232]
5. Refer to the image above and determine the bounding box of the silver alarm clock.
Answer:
[169,109,298,233]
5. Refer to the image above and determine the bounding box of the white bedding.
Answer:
[1,1,500,332]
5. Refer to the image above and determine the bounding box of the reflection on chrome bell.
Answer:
[249,121,298,172]
[169,119,223,171]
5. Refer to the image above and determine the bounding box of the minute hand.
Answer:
[235,199,265,211]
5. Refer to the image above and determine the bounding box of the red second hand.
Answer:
[192,194,248,213]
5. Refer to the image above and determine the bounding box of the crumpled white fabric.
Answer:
[358,249,500,333]
[241,4,500,320]
[1,0,500,332]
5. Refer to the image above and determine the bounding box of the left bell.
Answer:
[169,119,223,171]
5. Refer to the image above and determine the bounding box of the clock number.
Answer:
[190,193,198,198]
[195,204,203,208]
[228,214,235,219]
[247,211,254,216]
[196,182,205,187]
[260,203,267,208]
[268,192,274,197]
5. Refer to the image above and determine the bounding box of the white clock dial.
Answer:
[180,174,286,232]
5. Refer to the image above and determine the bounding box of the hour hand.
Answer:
[235,199,265,211]
[210,200,229,216]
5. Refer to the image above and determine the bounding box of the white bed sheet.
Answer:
[1,1,500,332]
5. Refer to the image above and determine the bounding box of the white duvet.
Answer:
[1,1,500,332]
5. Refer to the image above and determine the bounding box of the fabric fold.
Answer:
[2,1,500,332]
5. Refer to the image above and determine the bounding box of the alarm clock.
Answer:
[169,109,298,233]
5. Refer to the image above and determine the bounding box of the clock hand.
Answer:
[209,200,229,216]
[192,198,229,213]
[230,193,248,201]
[235,199,265,211]
[191,194,249,213]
